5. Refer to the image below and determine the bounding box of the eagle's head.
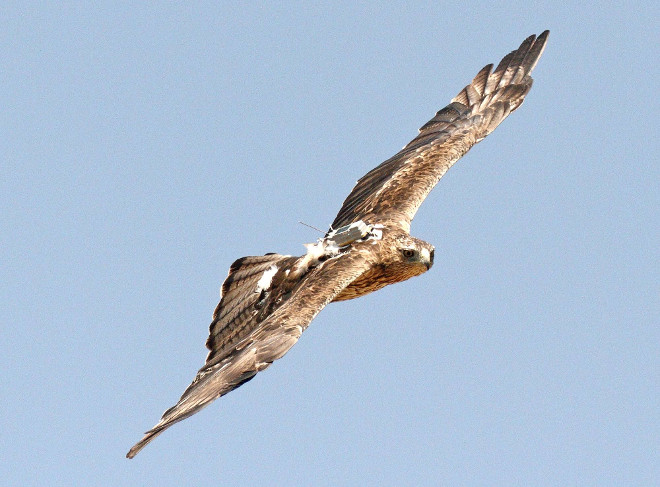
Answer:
[393,234,434,274]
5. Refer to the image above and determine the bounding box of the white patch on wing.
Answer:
[256,265,278,292]
[324,241,340,255]
[303,241,326,261]
[369,224,384,242]
[292,237,343,277]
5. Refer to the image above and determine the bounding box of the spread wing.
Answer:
[126,250,371,458]
[330,31,549,234]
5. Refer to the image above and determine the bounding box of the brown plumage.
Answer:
[127,31,549,458]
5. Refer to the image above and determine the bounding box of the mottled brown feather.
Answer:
[206,253,296,363]
[127,251,371,458]
[330,30,548,233]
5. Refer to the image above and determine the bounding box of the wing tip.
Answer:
[523,30,550,75]
[126,430,160,459]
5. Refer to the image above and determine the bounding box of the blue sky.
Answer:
[2,2,658,486]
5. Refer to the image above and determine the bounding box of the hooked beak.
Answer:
[421,248,434,270]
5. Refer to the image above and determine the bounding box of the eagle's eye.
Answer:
[402,248,416,259]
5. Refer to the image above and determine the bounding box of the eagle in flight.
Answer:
[127,31,549,458]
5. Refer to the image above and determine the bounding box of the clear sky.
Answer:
[2,2,658,486]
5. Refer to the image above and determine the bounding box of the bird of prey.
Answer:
[127,31,549,458]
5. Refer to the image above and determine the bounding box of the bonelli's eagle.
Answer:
[128,31,549,458]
